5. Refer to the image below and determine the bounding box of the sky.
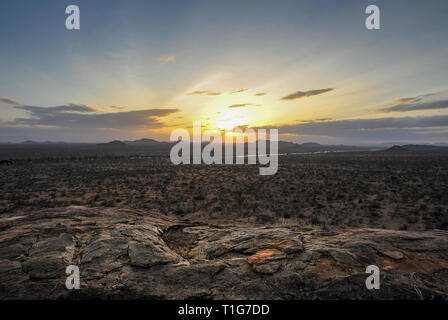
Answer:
[1,0,448,144]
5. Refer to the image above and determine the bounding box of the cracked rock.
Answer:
[0,206,447,299]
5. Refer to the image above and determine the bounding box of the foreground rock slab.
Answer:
[0,206,447,299]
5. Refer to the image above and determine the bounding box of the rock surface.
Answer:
[0,206,447,299]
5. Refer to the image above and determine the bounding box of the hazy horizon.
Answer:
[2,137,448,148]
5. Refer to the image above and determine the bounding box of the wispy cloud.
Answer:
[281,88,334,100]
[186,88,248,96]
[15,103,97,115]
[393,93,438,104]
[230,88,248,94]
[186,91,221,96]
[295,118,333,123]
[10,104,180,129]
[227,103,259,109]
[109,105,127,110]
[265,115,448,142]
[232,125,250,131]
[0,96,21,105]
[158,55,175,63]
[377,98,448,113]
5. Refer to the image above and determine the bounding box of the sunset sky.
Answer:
[1,0,448,144]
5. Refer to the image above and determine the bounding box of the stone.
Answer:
[0,206,447,299]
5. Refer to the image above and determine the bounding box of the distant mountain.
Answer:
[3,138,448,160]
[277,141,373,153]
[124,138,171,146]
[383,145,410,152]
[97,140,127,147]
[402,144,448,152]
[95,139,373,154]
[11,138,448,155]
[380,144,448,153]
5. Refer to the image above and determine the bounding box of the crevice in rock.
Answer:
[71,232,92,265]
[161,226,199,260]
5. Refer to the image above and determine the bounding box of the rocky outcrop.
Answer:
[0,206,447,299]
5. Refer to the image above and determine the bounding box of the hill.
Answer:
[383,145,410,152]
[96,140,127,147]
[381,144,448,153]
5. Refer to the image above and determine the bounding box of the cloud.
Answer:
[266,115,448,142]
[159,55,175,62]
[227,103,259,109]
[9,104,180,129]
[187,91,207,95]
[232,125,250,131]
[186,91,222,96]
[0,96,21,105]
[393,92,438,104]
[110,105,127,110]
[230,88,247,94]
[255,92,266,96]
[15,103,97,116]
[295,118,333,123]
[377,99,448,113]
[281,88,334,100]
[186,88,249,96]
[394,97,420,104]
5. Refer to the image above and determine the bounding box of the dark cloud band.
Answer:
[378,99,448,113]
[10,104,180,129]
[281,88,334,100]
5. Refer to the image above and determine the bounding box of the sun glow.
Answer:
[208,108,249,131]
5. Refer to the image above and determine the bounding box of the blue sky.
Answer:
[1,0,448,143]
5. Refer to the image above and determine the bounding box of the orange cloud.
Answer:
[159,55,175,62]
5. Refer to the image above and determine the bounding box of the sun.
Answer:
[208,108,249,131]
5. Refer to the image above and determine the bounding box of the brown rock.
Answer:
[0,206,447,300]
